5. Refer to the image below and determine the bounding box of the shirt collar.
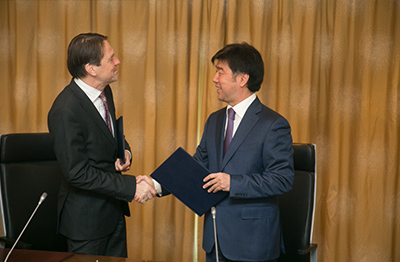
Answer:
[74,78,102,102]
[227,93,257,120]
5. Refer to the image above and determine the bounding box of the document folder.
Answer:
[150,147,227,216]
[116,116,125,163]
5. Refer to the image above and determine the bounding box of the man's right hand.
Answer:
[134,176,156,204]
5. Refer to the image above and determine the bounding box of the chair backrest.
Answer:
[279,143,316,262]
[0,133,67,251]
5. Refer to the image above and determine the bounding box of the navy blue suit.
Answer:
[194,97,294,261]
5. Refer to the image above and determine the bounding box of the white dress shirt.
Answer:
[74,78,114,136]
[225,93,257,139]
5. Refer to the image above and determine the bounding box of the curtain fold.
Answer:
[1,0,399,261]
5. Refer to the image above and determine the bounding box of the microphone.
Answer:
[211,206,219,262]
[4,192,48,262]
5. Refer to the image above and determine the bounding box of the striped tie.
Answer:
[99,92,112,132]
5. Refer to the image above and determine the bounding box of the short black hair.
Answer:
[67,33,108,79]
[211,43,264,92]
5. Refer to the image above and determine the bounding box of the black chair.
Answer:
[279,143,317,262]
[0,133,67,251]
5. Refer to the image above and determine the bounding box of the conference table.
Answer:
[65,253,163,262]
[0,248,165,262]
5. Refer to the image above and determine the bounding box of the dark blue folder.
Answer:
[116,116,125,164]
[150,147,227,216]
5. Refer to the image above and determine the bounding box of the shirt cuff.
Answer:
[153,179,162,196]
[125,149,132,160]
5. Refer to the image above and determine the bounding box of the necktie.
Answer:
[223,108,235,156]
[99,92,113,132]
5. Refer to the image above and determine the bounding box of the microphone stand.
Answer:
[211,206,219,262]
[4,192,48,262]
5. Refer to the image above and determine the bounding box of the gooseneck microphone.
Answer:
[211,206,219,262]
[4,192,48,262]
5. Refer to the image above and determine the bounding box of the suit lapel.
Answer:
[69,81,116,145]
[215,109,226,169]
[221,98,262,169]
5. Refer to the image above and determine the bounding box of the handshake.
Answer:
[134,176,157,204]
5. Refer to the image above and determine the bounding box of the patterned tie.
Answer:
[99,92,113,132]
[223,108,235,156]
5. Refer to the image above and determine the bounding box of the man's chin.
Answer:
[217,93,225,102]
[111,76,119,83]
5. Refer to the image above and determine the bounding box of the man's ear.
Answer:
[238,73,250,87]
[85,63,96,77]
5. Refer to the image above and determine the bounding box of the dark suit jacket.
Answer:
[194,97,294,261]
[48,79,136,240]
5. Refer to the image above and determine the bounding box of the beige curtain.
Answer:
[1,0,399,261]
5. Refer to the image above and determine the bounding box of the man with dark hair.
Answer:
[48,33,156,257]
[140,42,294,261]
[197,42,294,261]
[143,43,294,261]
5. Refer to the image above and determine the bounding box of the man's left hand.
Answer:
[115,150,131,172]
[203,172,230,193]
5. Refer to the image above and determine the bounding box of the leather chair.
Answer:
[0,133,67,251]
[279,143,317,262]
